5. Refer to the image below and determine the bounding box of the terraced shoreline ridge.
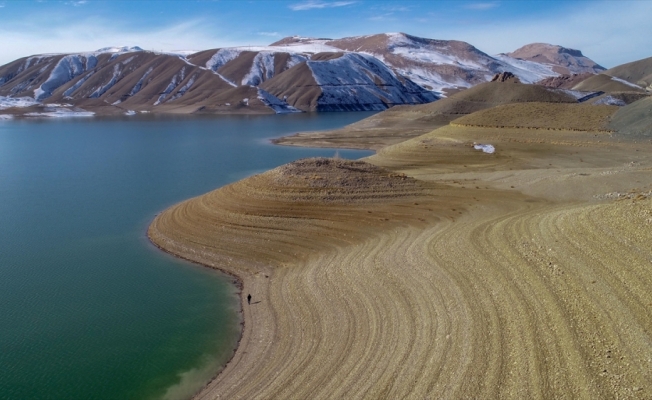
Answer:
[149,96,652,398]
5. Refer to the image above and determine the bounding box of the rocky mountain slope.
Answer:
[0,33,609,117]
[272,33,605,94]
[505,43,605,75]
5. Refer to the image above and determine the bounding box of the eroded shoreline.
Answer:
[148,102,652,399]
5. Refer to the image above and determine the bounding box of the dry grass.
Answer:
[452,102,618,132]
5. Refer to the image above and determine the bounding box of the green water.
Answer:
[0,112,374,400]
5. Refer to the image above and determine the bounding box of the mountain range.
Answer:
[0,32,643,117]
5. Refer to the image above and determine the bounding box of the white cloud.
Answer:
[368,13,395,22]
[0,18,241,65]
[289,1,356,11]
[423,0,652,68]
[258,31,281,37]
[66,0,88,6]
[464,2,500,10]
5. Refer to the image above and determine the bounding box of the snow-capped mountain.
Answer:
[272,33,605,95]
[504,43,605,75]
[260,52,437,111]
[0,33,607,116]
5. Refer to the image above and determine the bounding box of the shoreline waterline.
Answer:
[145,231,245,400]
[0,112,375,399]
[146,117,652,398]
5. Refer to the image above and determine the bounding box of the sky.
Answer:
[0,0,650,68]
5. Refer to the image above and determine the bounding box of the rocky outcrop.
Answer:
[491,72,520,83]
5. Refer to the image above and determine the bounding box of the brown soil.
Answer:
[150,114,652,399]
[259,62,322,111]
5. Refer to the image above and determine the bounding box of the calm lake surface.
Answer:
[0,112,374,400]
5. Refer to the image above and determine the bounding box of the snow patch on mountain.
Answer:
[392,45,484,70]
[129,67,154,96]
[34,54,98,100]
[257,88,301,114]
[308,53,437,110]
[63,72,94,98]
[154,68,185,105]
[492,54,558,83]
[242,52,276,86]
[401,68,473,93]
[89,64,121,98]
[206,49,243,71]
[167,73,197,102]
[17,56,48,74]
[610,76,643,89]
[96,46,144,54]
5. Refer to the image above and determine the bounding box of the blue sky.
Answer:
[0,0,650,68]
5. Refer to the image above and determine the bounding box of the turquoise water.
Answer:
[0,113,374,400]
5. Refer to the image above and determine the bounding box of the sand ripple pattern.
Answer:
[150,151,652,399]
[186,196,651,399]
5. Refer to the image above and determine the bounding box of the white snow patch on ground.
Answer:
[594,96,627,106]
[493,54,558,83]
[287,54,308,69]
[392,46,484,70]
[307,53,437,110]
[257,88,301,114]
[25,108,94,118]
[0,96,40,110]
[610,76,643,89]
[401,67,471,94]
[0,114,14,120]
[474,143,495,154]
[124,110,137,115]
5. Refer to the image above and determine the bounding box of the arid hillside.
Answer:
[150,95,652,399]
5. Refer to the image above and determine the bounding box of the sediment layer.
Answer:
[149,112,652,398]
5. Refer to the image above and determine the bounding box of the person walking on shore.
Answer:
[247,294,252,304]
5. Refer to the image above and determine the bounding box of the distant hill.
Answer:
[572,56,652,93]
[273,33,605,95]
[505,43,605,75]
[0,32,609,116]
[609,96,652,135]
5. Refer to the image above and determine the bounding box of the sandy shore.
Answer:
[149,105,652,398]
